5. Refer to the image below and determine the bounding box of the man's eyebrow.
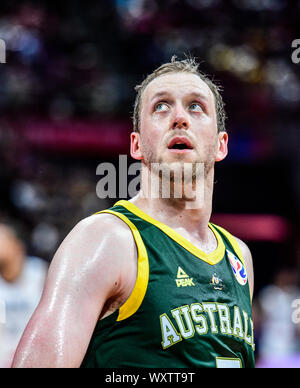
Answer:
[187,92,209,101]
[150,91,209,102]
[150,91,171,101]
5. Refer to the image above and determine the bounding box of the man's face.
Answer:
[131,72,228,177]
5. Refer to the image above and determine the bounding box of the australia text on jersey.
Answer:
[160,302,255,351]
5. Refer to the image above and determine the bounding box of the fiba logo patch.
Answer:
[226,249,247,286]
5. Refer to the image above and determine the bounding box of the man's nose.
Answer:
[171,105,190,130]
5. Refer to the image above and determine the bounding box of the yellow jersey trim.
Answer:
[210,224,245,267]
[114,200,225,266]
[211,223,252,303]
[97,209,149,321]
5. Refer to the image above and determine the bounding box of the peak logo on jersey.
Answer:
[227,250,247,286]
[175,267,195,287]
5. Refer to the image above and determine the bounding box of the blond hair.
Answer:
[133,56,227,133]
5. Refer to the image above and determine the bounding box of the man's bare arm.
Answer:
[11,213,137,368]
[236,237,254,299]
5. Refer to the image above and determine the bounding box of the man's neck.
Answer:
[131,166,215,242]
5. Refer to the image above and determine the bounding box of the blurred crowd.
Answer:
[0,0,300,367]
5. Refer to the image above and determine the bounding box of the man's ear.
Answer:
[215,131,228,162]
[130,132,143,160]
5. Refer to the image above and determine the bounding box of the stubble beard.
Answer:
[142,143,216,180]
[141,140,217,203]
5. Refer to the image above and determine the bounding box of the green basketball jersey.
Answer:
[81,200,255,368]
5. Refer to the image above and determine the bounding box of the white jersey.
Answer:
[258,284,300,359]
[0,257,48,368]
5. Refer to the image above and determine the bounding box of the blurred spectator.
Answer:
[254,268,300,368]
[0,223,48,368]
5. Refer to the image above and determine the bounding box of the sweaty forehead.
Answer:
[143,72,214,105]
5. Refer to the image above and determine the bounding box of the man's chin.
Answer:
[143,151,212,178]
[157,153,198,166]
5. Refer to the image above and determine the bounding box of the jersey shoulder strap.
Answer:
[95,207,149,321]
[210,223,245,267]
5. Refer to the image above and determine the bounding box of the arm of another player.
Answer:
[235,237,254,300]
[11,213,137,368]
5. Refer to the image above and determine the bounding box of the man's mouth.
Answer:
[168,137,194,151]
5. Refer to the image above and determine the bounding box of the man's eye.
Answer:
[155,103,169,112]
[189,103,203,112]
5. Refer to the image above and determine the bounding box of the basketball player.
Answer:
[0,224,47,367]
[12,57,255,368]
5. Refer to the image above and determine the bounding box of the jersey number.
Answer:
[216,357,242,368]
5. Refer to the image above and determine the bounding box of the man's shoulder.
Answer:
[212,223,254,297]
[231,235,254,298]
[62,211,137,267]
[232,236,252,263]
[212,223,252,261]
[75,210,135,242]
[49,210,137,291]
